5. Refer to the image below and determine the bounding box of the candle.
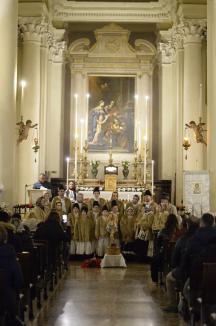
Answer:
[151,160,154,196]
[20,80,26,115]
[145,96,149,141]
[199,83,203,119]
[66,157,70,188]
[80,118,84,154]
[74,93,78,137]
[86,93,90,140]
[144,136,147,185]
[74,136,78,182]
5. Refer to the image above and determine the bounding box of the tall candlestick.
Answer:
[199,83,203,119]
[74,94,78,181]
[151,160,154,196]
[66,157,70,188]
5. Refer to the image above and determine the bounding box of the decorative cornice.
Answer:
[51,0,172,23]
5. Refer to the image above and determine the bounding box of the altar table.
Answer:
[100,254,127,268]
[79,191,142,201]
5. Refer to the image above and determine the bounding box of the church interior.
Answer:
[1,0,216,325]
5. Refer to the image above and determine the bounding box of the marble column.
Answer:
[39,25,49,174]
[207,2,216,211]
[183,21,205,171]
[18,18,42,203]
[0,0,18,205]
[46,40,66,178]
[175,44,184,205]
[158,41,176,183]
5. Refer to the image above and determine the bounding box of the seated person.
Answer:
[34,209,68,246]
[151,214,182,283]
[164,218,199,313]
[0,225,23,325]
[51,185,72,215]
[65,180,77,203]
[0,211,23,252]
[33,173,51,189]
[11,215,34,253]
[31,196,47,222]
[43,191,52,215]
[23,211,39,232]
[107,192,124,219]
[88,187,106,211]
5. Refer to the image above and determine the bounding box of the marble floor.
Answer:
[36,262,186,326]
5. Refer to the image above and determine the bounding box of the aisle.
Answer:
[37,263,186,326]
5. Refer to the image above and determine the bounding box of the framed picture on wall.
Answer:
[87,75,135,153]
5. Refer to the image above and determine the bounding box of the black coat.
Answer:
[34,219,67,246]
[176,227,216,281]
[0,244,23,312]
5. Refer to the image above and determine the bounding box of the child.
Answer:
[68,203,80,255]
[120,206,136,253]
[95,205,110,257]
[74,206,95,256]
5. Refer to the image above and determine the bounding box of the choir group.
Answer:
[23,184,180,259]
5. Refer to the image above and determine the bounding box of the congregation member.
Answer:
[0,211,22,252]
[10,214,34,253]
[120,206,136,254]
[151,214,182,283]
[31,196,47,222]
[23,211,39,232]
[0,225,24,325]
[179,214,216,305]
[64,180,77,203]
[43,191,52,215]
[95,205,110,257]
[74,206,95,256]
[164,217,199,313]
[108,191,124,218]
[34,209,68,247]
[33,173,51,190]
[51,185,72,215]
[88,187,106,211]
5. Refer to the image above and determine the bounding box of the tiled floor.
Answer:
[36,262,186,326]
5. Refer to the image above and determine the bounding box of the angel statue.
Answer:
[16,117,38,143]
[185,120,207,146]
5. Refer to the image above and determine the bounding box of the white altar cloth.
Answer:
[100,254,127,268]
[79,191,142,201]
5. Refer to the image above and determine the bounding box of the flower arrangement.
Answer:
[81,257,101,268]
[90,160,100,178]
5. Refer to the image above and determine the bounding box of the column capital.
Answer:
[48,40,66,63]
[18,17,43,43]
[181,19,207,44]
[157,41,175,65]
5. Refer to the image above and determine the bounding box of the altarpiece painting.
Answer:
[88,76,135,153]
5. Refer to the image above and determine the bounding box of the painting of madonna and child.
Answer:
[88,76,135,153]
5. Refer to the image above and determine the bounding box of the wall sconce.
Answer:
[182,136,191,160]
